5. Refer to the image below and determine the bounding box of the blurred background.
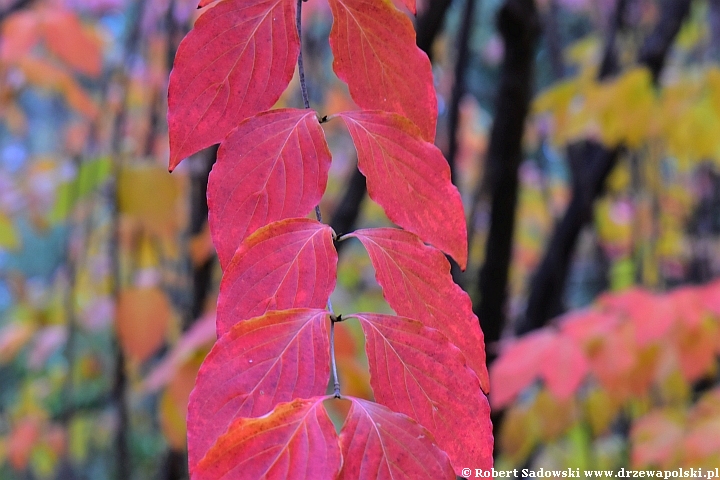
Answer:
[1,0,719,478]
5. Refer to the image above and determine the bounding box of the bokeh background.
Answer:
[1,0,720,478]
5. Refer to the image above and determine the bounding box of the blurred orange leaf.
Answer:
[115,287,172,363]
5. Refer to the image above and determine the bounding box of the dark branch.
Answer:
[473,0,540,364]
[416,0,454,61]
[544,0,565,79]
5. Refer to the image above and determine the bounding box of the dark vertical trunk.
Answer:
[544,0,565,79]
[519,0,692,335]
[474,0,540,363]
[416,0,455,60]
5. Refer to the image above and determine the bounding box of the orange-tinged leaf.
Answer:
[208,109,331,267]
[0,322,35,365]
[349,228,487,390]
[0,11,39,63]
[328,0,436,140]
[8,419,40,470]
[41,9,103,77]
[193,397,341,479]
[167,0,299,169]
[115,287,171,363]
[339,111,467,268]
[339,397,454,479]
[188,309,330,469]
[216,219,337,336]
[352,313,493,474]
[16,58,98,118]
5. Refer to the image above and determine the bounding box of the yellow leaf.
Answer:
[117,163,180,230]
[159,389,187,450]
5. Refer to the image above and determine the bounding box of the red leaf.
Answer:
[167,0,299,169]
[208,109,331,267]
[339,111,467,268]
[490,330,555,409]
[351,313,493,474]
[339,397,455,479]
[328,0,436,141]
[188,309,330,471]
[193,396,341,479]
[216,218,337,336]
[349,228,487,390]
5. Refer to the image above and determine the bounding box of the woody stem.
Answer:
[296,0,340,397]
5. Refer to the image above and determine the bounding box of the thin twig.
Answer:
[296,0,339,396]
[330,318,341,398]
[296,0,311,110]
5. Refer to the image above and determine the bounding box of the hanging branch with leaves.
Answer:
[166,0,493,476]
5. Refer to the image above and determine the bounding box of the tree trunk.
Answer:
[474,0,540,363]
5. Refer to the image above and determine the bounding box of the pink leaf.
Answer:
[168,0,299,169]
[351,313,493,475]
[339,111,467,268]
[490,329,556,409]
[208,109,332,267]
[216,218,337,336]
[328,0,435,140]
[349,228,487,390]
[339,397,455,479]
[540,332,589,401]
[193,397,341,479]
[188,309,331,471]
